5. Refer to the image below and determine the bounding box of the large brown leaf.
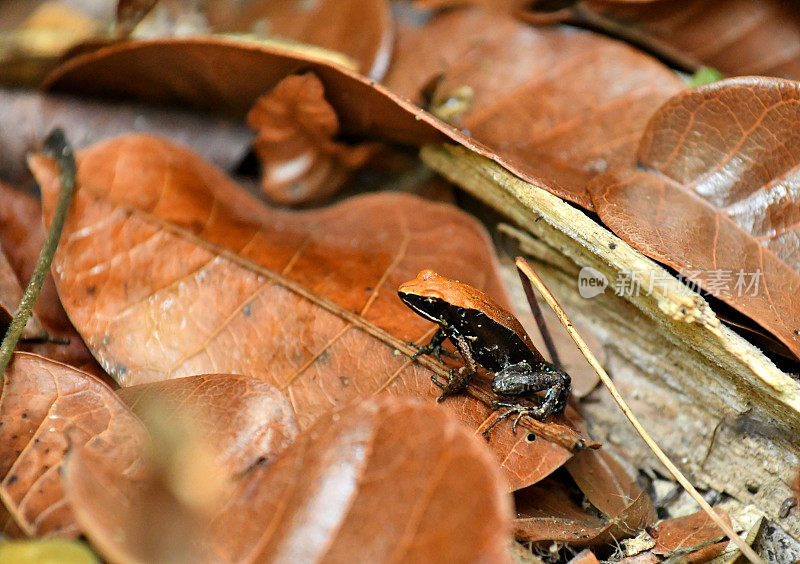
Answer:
[41,35,623,210]
[588,77,800,359]
[30,134,589,490]
[532,0,800,80]
[0,352,144,537]
[63,397,513,563]
[384,7,684,209]
[206,0,393,80]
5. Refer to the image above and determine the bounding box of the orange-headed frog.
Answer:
[398,270,570,433]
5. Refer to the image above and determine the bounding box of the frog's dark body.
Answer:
[398,270,571,433]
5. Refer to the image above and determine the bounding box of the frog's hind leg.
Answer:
[491,362,570,417]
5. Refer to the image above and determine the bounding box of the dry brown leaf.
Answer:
[0,240,45,340]
[63,397,513,563]
[213,398,513,562]
[40,35,611,209]
[30,134,590,490]
[384,7,684,209]
[206,0,393,79]
[565,448,655,524]
[0,181,102,373]
[537,0,800,80]
[652,508,731,563]
[0,354,298,540]
[247,73,377,205]
[0,352,144,537]
[589,77,800,360]
[513,448,655,546]
[514,476,654,546]
[117,374,298,475]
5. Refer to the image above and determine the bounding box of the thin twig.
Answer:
[515,257,763,564]
[0,129,76,380]
[519,271,562,369]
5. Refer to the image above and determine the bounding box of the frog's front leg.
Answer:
[408,327,458,362]
[484,362,571,435]
[432,334,479,402]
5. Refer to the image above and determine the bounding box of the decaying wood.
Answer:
[421,143,800,540]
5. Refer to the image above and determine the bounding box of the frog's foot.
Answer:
[409,341,458,363]
[482,401,547,436]
[431,366,473,402]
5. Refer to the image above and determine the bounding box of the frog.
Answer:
[398,269,571,434]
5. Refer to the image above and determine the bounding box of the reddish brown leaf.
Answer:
[64,397,513,563]
[566,448,655,525]
[41,36,606,208]
[514,477,654,546]
[0,241,45,340]
[247,73,377,205]
[512,446,655,546]
[0,182,102,372]
[588,77,800,359]
[384,7,684,208]
[206,0,393,79]
[117,374,298,475]
[30,134,589,490]
[541,0,800,80]
[652,508,731,563]
[0,352,144,537]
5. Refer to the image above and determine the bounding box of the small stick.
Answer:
[0,129,76,380]
[519,269,562,369]
[515,257,763,564]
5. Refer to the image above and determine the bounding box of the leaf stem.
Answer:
[0,129,76,381]
[515,257,764,564]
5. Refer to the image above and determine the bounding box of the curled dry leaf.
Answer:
[565,448,656,525]
[64,397,513,563]
[30,134,590,490]
[589,77,800,359]
[117,374,298,475]
[0,352,144,537]
[514,448,655,545]
[651,508,732,563]
[384,7,684,208]
[42,35,625,209]
[533,0,800,80]
[247,73,377,205]
[206,0,393,80]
